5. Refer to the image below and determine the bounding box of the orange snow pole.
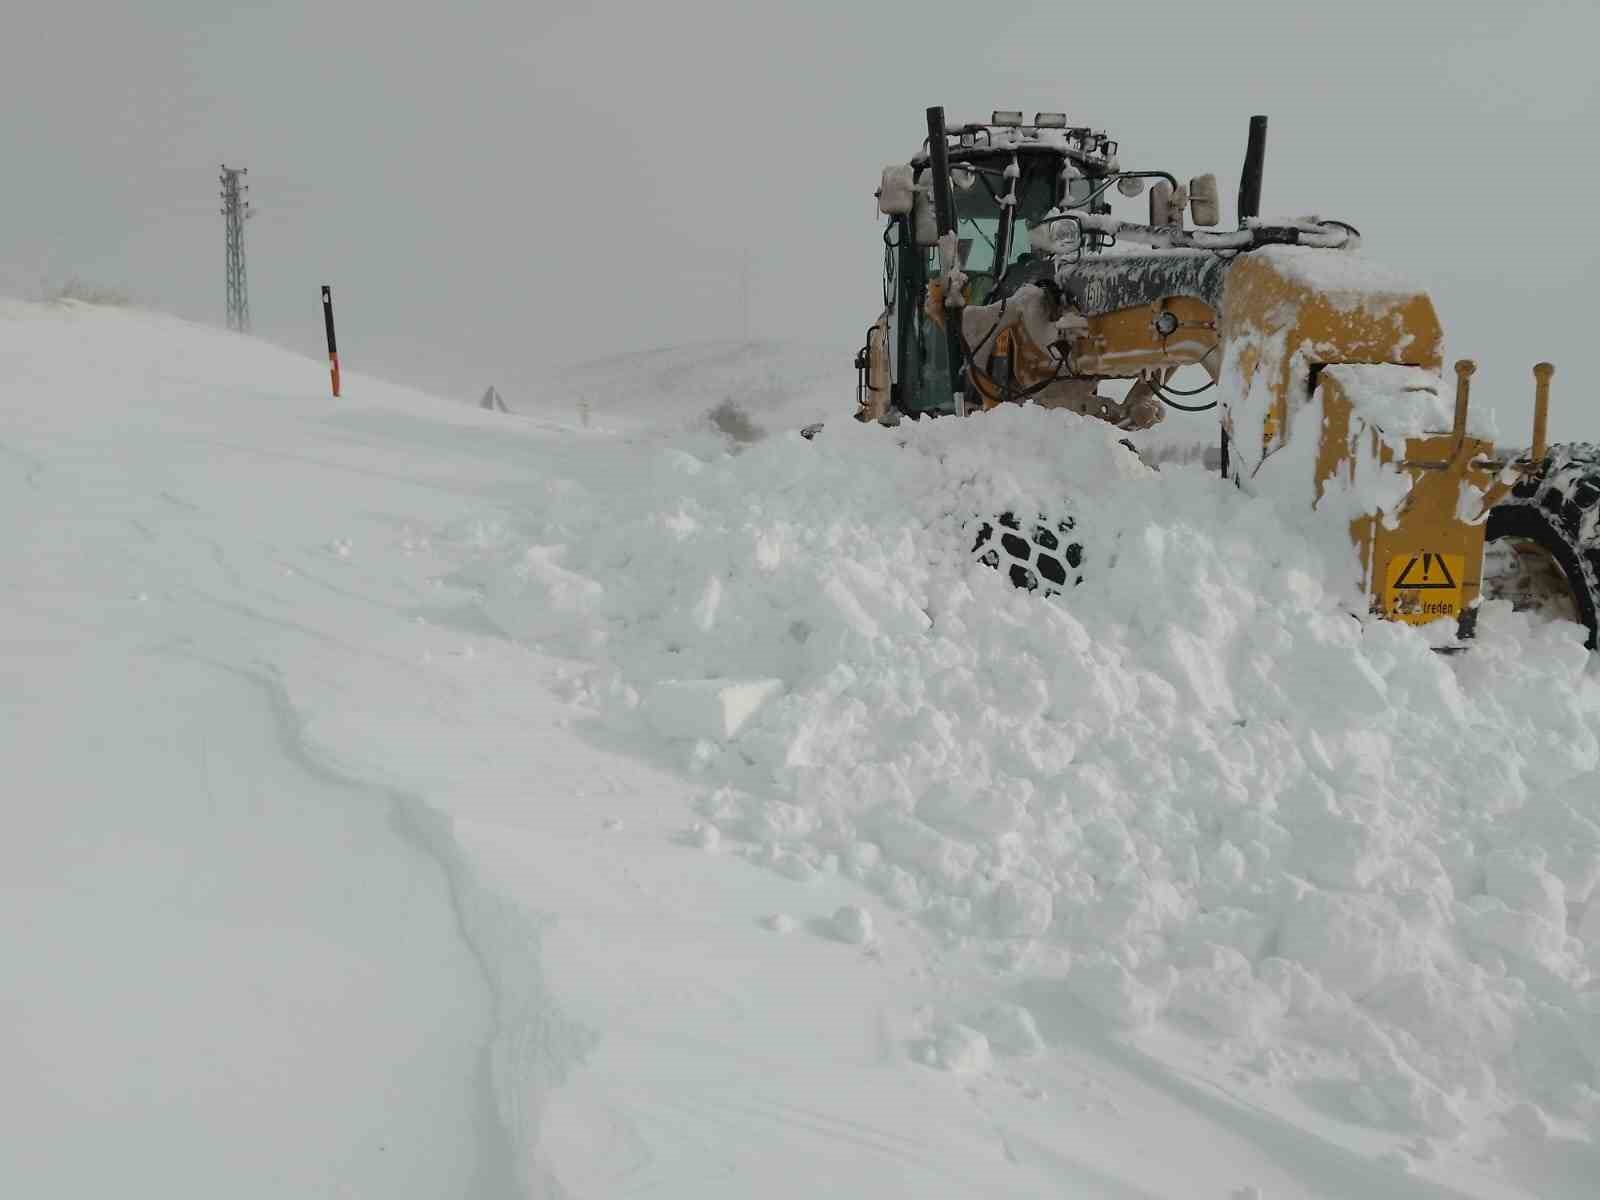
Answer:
[321,285,341,397]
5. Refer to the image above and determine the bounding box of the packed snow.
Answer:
[478,380,1600,1161]
[1327,364,1493,443]
[5,297,1600,1198]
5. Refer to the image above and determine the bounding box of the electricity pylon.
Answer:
[219,165,253,332]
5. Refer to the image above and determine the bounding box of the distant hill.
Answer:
[541,339,850,434]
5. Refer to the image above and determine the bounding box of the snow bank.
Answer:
[477,400,1600,1140]
[0,299,589,1198]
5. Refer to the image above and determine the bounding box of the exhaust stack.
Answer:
[1237,115,1268,223]
[925,105,968,413]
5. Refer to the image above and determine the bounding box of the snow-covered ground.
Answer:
[5,298,1599,1198]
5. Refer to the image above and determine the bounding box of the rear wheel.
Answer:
[1482,443,1600,649]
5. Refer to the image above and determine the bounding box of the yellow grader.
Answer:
[848,106,1599,649]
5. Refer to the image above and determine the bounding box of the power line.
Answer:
[219,165,253,332]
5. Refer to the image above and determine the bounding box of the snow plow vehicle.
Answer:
[850,106,1600,649]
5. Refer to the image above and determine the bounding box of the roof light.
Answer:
[1034,112,1067,128]
[991,110,1023,127]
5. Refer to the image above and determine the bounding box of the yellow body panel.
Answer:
[1072,298,1217,377]
[1216,251,1479,631]
[1218,252,1443,453]
[1312,368,1494,626]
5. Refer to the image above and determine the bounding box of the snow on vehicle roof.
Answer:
[913,123,1111,165]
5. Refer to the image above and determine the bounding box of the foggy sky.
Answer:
[5,0,1597,438]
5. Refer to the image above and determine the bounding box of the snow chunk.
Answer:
[641,677,784,741]
[687,822,721,852]
[977,1003,1045,1056]
[1068,954,1166,1029]
[927,1023,992,1075]
[1278,889,1421,999]
[828,904,875,945]
[988,878,1054,939]
[1483,848,1566,930]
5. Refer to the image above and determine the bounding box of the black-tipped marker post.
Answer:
[321,285,340,398]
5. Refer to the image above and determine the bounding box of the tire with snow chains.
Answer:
[971,512,1085,595]
[1483,442,1600,649]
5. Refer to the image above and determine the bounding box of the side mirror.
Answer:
[1188,174,1220,227]
[912,185,939,246]
[1149,180,1187,226]
[1116,175,1146,198]
[1149,181,1172,226]
[878,164,915,216]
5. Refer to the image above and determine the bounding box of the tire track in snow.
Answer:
[640,1083,1004,1193]
[989,1127,1169,1200]
[1018,984,1481,1200]
[664,1089,930,1167]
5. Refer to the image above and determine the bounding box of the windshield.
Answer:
[908,154,1101,413]
[924,156,1098,282]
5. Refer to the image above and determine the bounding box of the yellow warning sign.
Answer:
[1384,552,1465,625]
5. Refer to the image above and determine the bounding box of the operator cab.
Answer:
[939,157,1063,304]
[884,114,1117,415]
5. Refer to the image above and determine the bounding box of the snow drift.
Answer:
[9,297,1600,1197]
[478,400,1600,1148]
